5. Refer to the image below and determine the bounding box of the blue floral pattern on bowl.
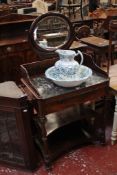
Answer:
[45,65,92,87]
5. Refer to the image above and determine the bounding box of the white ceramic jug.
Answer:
[55,49,84,77]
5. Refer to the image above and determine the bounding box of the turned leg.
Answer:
[111,95,117,145]
[93,95,108,145]
[37,101,51,170]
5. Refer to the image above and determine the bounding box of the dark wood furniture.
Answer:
[74,24,90,39]
[0,2,32,15]
[20,53,109,169]
[80,36,111,70]
[0,81,38,170]
[0,14,39,83]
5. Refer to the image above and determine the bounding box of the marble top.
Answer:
[31,72,108,99]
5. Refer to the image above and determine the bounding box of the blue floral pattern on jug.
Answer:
[55,49,83,78]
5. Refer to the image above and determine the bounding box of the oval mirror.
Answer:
[29,12,73,54]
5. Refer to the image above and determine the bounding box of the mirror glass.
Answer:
[32,15,71,51]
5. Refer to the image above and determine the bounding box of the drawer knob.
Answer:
[23,109,28,113]
[6,47,12,52]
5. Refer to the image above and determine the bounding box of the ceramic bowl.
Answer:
[45,65,92,88]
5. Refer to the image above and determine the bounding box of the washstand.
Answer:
[20,12,109,170]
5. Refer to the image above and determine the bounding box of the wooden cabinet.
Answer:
[0,82,39,170]
[0,40,38,83]
[0,14,39,83]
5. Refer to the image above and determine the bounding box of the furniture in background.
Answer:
[0,81,38,170]
[0,13,39,83]
[72,23,111,71]
[0,2,32,15]
[80,36,111,71]
[56,0,83,19]
[70,25,91,52]
[0,4,11,16]
[74,24,90,39]
[111,0,117,7]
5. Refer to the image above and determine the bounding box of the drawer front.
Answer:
[0,44,38,82]
[0,43,30,57]
[44,87,107,114]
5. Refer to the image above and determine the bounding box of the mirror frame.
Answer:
[29,12,74,56]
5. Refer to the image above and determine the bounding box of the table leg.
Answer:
[99,95,109,145]
[39,116,51,170]
[111,95,117,145]
[37,101,51,170]
[94,52,101,67]
[94,96,108,145]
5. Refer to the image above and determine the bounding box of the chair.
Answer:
[56,0,83,19]
[106,19,117,145]
[75,25,91,39]
[73,25,108,67]
[70,25,92,53]
[78,25,111,71]
[0,81,38,170]
[70,25,95,54]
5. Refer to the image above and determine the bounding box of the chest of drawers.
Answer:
[0,14,39,83]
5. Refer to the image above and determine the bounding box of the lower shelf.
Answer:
[48,120,93,162]
[34,107,105,163]
[45,106,98,135]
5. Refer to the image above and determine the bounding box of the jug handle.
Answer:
[75,50,84,65]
